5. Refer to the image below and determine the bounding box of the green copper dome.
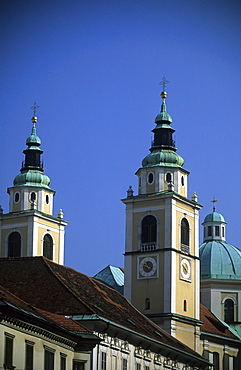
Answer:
[155,102,172,124]
[199,241,241,280]
[26,126,41,147]
[203,212,225,223]
[142,150,184,168]
[14,170,51,188]
[13,115,52,189]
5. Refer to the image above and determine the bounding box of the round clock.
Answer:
[180,258,191,280]
[139,256,157,278]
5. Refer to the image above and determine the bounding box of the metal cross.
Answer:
[159,76,169,91]
[211,197,217,212]
[31,101,39,116]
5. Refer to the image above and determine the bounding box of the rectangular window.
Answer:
[136,363,141,370]
[122,358,128,370]
[25,340,34,370]
[145,366,150,370]
[44,347,55,370]
[60,354,67,370]
[215,226,220,236]
[208,226,212,236]
[222,226,225,237]
[101,351,107,370]
[73,361,85,370]
[4,333,14,369]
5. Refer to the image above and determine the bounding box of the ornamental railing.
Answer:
[141,243,157,252]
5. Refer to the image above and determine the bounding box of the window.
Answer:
[101,351,107,370]
[25,341,34,370]
[208,226,212,237]
[43,234,53,260]
[8,232,21,257]
[181,176,184,186]
[136,363,141,370]
[224,299,234,323]
[122,358,128,370]
[215,226,220,236]
[44,348,55,370]
[181,218,189,246]
[183,300,187,312]
[166,172,172,183]
[73,361,85,370]
[145,298,150,310]
[14,192,20,203]
[222,226,225,237]
[60,354,67,370]
[30,192,36,202]
[147,172,154,184]
[46,194,49,204]
[4,333,14,369]
[145,366,150,370]
[141,215,157,244]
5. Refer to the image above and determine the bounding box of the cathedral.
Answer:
[0,85,241,370]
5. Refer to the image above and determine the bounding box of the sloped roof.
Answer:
[93,265,124,293]
[200,304,239,341]
[0,256,205,361]
[0,284,100,348]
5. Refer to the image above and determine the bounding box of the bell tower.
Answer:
[0,105,67,264]
[122,81,202,352]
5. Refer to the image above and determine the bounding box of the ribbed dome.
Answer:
[26,126,41,146]
[142,150,184,168]
[199,241,241,280]
[14,170,50,188]
[203,212,225,223]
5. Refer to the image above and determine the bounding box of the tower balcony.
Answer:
[140,243,157,252]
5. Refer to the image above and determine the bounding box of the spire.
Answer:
[13,104,51,188]
[142,79,184,168]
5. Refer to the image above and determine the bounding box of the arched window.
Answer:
[181,218,189,246]
[43,234,53,260]
[141,215,157,244]
[224,299,234,323]
[145,298,150,310]
[8,232,21,257]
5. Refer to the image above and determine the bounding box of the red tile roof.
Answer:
[0,284,91,333]
[200,304,238,340]
[0,256,203,359]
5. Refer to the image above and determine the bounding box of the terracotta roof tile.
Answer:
[200,304,238,339]
[0,257,203,358]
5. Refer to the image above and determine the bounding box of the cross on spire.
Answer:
[31,101,39,116]
[211,197,217,212]
[159,76,169,91]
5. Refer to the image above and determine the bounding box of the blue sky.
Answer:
[1,0,241,276]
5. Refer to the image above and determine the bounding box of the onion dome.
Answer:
[13,112,51,189]
[199,207,241,280]
[142,89,184,168]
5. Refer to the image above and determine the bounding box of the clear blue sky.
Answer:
[1,0,241,276]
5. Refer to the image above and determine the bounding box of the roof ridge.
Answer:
[43,259,95,313]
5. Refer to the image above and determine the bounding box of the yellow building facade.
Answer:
[122,87,202,352]
[0,112,67,264]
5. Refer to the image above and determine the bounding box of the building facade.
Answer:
[0,112,67,264]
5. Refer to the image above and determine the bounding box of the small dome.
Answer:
[14,170,50,188]
[199,241,241,280]
[142,150,184,168]
[155,103,172,124]
[26,126,41,146]
[203,212,226,224]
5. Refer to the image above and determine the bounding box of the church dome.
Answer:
[199,240,241,280]
[14,170,51,188]
[200,208,241,280]
[203,212,225,223]
[142,150,184,168]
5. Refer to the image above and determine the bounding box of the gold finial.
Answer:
[31,101,39,125]
[159,76,169,101]
[211,197,217,212]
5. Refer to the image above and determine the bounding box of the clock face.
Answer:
[138,256,157,278]
[180,258,191,281]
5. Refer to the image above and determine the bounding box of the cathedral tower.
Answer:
[122,82,202,351]
[0,107,67,264]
